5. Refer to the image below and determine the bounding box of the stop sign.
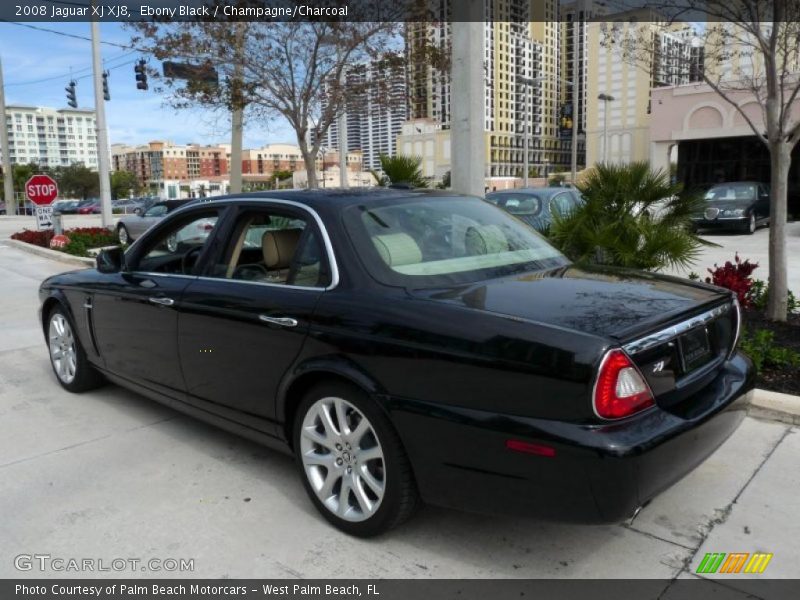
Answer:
[25,174,59,205]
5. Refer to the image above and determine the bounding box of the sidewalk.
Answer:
[0,242,797,588]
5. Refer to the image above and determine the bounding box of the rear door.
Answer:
[178,202,333,421]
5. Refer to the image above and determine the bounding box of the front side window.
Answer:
[344,196,568,288]
[550,192,578,216]
[208,209,329,288]
[135,212,219,275]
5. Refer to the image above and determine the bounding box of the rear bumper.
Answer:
[388,352,754,523]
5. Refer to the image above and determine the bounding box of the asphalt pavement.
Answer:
[0,223,798,589]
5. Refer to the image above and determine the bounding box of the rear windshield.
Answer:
[343,196,568,288]
[487,193,542,216]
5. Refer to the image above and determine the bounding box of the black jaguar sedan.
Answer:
[39,189,753,536]
[691,181,771,234]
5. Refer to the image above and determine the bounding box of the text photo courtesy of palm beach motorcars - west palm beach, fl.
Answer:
[1,2,800,600]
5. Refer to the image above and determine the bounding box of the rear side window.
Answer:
[488,193,542,216]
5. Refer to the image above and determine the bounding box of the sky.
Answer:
[0,22,297,149]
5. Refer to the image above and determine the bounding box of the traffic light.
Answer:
[102,70,110,101]
[65,80,77,108]
[134,59,148,90]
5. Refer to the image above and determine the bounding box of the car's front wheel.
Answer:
[293,382,420,536]
[47,307,104,393]
[746,214,756,234]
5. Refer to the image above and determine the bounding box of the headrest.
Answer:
[372,233,423,267]
[465,225,509,255]
[262,228,303,269]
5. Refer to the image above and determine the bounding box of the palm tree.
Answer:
[548,162,713,272]
[370,154,428,188]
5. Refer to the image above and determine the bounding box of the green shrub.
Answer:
[548,162,714,271]
[748,279,799,314]
[739,328,800,371]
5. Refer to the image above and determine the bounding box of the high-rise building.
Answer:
[1,105,98,168]
[585,9,703,166]
[560,0,610,136]
[320,56,407,173]
[404,0,582,181]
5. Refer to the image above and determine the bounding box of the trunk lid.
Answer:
[413,265,727,340]
[413,265,738,411]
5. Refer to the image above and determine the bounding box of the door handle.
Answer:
[258,315,298,327]
[149,296,175,306]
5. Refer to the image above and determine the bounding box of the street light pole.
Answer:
[523,80,530,187]
[0,55,15,216]
[338,66,348,189]
[598,93,615,164]
[570,19,579,184]
[91,17,112,228]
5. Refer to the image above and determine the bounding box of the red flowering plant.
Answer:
[11,227,117,256]
[10,229,54,247]
[705,253,759,308]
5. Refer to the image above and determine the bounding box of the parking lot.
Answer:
[0,220,798,591]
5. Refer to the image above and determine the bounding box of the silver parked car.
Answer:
[116,200,190,244]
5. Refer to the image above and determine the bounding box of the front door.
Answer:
[178,203,332,421]
[91,209,222,394]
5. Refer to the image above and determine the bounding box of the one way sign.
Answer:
[36,205,54,231]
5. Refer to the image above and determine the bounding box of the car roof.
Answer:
[183,188,460,211]
[488,187,577,197]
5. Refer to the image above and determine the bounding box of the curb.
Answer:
[750,388,800,425]
[2,238,95,268]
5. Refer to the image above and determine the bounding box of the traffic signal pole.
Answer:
[0,56,16,216]
[91,17,113,228]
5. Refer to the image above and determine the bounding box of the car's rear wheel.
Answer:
[293,381,420,536]
[117,224,130,245]
[47,307,104,393]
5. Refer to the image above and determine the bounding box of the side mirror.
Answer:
[96,247,125,274]
[135,207,143,216]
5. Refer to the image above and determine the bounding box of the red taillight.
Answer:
[593,349,654,419]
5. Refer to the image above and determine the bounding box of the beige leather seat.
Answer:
[263,229,302,268]
[261,229,303,282]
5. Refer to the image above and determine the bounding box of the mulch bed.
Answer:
[743,309,800,395]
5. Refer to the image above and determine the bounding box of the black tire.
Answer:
[293,381,420,537]
[46,305,105,393]
[746,214,756,235]
[117,224,131,245]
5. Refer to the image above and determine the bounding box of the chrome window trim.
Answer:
[622,302,731,356]
[123,197,340,291]
[195,276,327,293]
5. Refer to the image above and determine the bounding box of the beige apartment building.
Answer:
[585,10,702,167]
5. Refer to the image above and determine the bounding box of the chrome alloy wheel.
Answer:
[118,225,129,244]
[299,396,386,522]
[49,313,77,384]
